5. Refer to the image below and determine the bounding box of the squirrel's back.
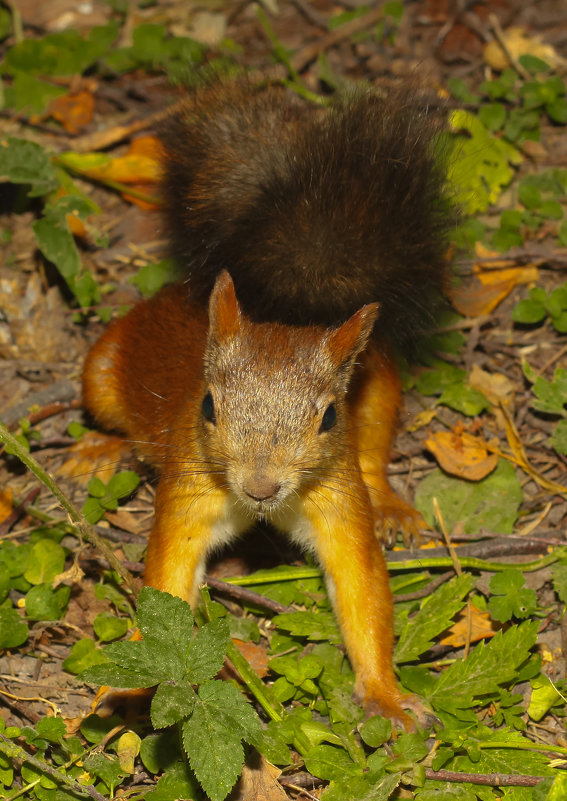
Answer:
[161,81,452,347]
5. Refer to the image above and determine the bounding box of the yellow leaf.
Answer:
[484,28,563,71]
[117,730,141,774]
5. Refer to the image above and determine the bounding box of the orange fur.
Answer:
[83,275,418,729]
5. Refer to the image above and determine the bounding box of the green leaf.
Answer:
[139,730,181,774]
[185,617,230,684]
[106,470,140,500]
[151,680,196,728]
[395,574,473,662]
[25,583,70,621]
[83,752,124,792]
[359,716,392,748]
[144,760,201,801]
[272,611,341,642]
[448,110,521,214]
[23,539,65,585]
[415,460,523,536]
[550,419,567,455]
[63,638,108,674]
[304,744,362,782]
[487,570,537,622]
[428,621,539,714]
[528,674,564,722]
[438,383,489,416]
[551,562,567,603]
[87,477,106,498]
[478,102,506,132]
[530,368,567,415]
[547,96,567,124]
[183,681,262,801]
[93,612,129,642]
[130,259,177,297]
[36,717,66,743]
[0,606,28,649]
[519,182,542,209]
[512,298,548,324]
[0,137,58,196]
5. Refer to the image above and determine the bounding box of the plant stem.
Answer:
[0,420,137,597]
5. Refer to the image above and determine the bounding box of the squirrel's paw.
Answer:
[372,492,427,548]
[358,690,437,733]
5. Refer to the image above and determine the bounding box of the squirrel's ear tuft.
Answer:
[208,271,241,342]
[327,303,380,369]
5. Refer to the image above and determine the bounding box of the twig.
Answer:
[289,6,385,73]
[0,732,108,801]
[206,575,293,614]
[425,768,544,787]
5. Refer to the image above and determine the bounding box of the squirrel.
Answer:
[82,81,451,730]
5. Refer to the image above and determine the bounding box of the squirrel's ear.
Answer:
[208,271,242,342]
[327,303,380,368]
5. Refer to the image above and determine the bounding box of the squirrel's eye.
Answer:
[202,391,216,423]
[319,403,337,433]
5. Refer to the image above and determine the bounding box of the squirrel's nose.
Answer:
[242,475,281,502]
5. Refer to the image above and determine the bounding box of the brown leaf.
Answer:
[48,90,95,134]
[228,751,287,801]
[440,605,498,647]
[425,430,498,480]
[0,488,13,524]
[233,639,269,679]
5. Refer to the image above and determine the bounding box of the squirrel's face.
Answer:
[200,271,379,518]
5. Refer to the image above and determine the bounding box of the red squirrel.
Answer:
[83,81,450,729]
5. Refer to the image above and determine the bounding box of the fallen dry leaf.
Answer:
[48,90,95,135]
[425,429,498,480]
[0,487,13,523]
[228,751,287,801]
[441,604,498,647]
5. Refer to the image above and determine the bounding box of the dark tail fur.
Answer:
[161,81,452,348]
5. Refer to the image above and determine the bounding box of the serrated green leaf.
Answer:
[183,681,261,801]
[272,611,341,642]
[185,617,230,684]
[83,752,124,792]
[0,137,58,195]
[531,368,567,415]
[487,570,537,622]
[428,621,539,714]
[395,574,473,663]
[550,419,567,455]
[151,680,196,728]
[449,110,521,214]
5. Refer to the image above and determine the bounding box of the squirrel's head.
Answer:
[200,271,379,518]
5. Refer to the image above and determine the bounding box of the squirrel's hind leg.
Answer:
[351,345,426,547]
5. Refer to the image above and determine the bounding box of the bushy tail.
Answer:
[161,81,453,348]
